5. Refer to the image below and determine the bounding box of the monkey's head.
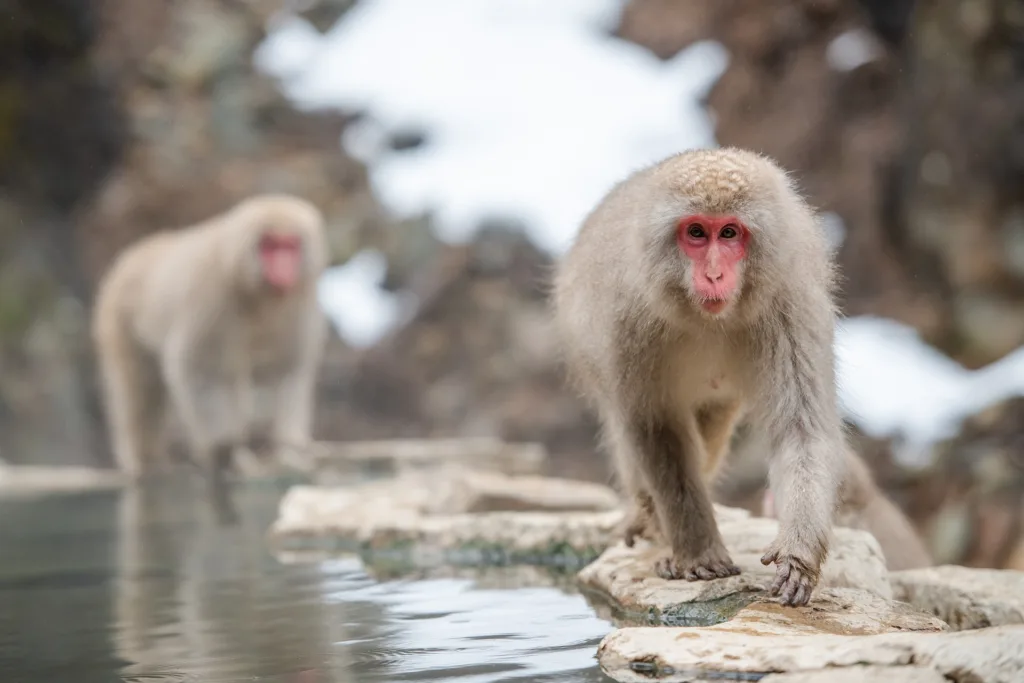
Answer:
[637,147,821,323]
[227,194,327,296]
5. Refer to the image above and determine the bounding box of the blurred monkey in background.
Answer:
[92,194,328,482]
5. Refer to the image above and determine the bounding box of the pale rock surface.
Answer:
[579,511,894,624]
[598,623,1024,683]
[268,469,623,564]
[891,564,1024,630]
[436,470,620,513]
[0,464,125,497]
[759,666,949,682]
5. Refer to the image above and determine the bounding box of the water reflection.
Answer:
[0,479,615,682]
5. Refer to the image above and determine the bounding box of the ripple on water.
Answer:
[0,483,617,683]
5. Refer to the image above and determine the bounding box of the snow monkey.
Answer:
[92,194,329,480]
[552,147,846,607]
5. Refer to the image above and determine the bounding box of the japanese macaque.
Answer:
[763,445,933,570]
[552,147,846,607]
[92,194,329,480]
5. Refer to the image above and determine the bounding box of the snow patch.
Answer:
[837,316,1024,466]
[316,249,412,348]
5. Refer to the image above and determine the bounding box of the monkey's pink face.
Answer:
[676,214,750,315]
[259,233,304,291]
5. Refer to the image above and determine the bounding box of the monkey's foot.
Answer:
[760,550,818,607]
[655,547,740,581]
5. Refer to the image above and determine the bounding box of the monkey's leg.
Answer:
[264,362,319,473]
[97,337,166,479]
[602,412,661,547]
[627,413,740,581]
[162,355,247,480]
[696,400,743,479]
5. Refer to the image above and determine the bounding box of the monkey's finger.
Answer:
[769,562,791,595]
[779,567,803,605]
[726,564,741,577]
[760,550,778,566]
[792,580,811,607]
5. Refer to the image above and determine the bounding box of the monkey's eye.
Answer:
[720,225,738,239]
[686,224,705,239]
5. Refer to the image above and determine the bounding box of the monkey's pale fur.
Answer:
[92,194,329,478]
[552,147,844,606]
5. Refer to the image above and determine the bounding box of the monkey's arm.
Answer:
[756,307,844,606]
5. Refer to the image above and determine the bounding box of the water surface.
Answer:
[0,479,616,682]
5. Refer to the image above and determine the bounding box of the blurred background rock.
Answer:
[2,0,1022,570]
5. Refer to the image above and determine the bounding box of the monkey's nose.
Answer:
[705,271,724,283]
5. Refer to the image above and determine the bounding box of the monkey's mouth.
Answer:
[700,298,728,314]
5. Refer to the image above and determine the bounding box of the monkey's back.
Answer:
[91,219,236,353]
[552,170,657,400]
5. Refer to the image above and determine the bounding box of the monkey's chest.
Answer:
[671,359,741,406]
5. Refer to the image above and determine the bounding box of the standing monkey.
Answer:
[553,148,844,607]
[92,194,328,480]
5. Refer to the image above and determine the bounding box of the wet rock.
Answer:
[891,565,1024,630]
[580,510,893,624]
[310,438,549,480]
[268,471,623,567]
[598,623,1024,683]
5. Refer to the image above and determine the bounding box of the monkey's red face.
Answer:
[677,214,749,315]
[259,233,304,291]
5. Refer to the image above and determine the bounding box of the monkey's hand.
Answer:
[656,544,740,582]
[621,509,658,547]
[623,517,655,548]
[760,545,820,607]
